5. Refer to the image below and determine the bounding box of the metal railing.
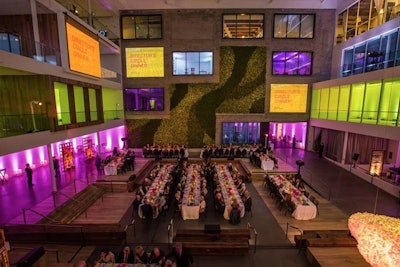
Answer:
[247,222,258,253]
[285,222,303,253]
[22,208,59,224]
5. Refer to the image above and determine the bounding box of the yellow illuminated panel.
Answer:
[126,47,164,77]
[66,22,101,78]
[270,84,308,112]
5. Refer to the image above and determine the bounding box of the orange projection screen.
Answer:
[125,47,164,77]
[270,84,308,112]
[66,21,101,78]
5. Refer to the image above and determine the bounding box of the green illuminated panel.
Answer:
[54,82,71,125]
[319,88,329,119]
[74,86,86,123]
[328,86,339,120]
[349,83,365,123]
[311,89,320,118]
[362,81,381,124]
[102,87,123,120]
[89,88,97,121]
[378,79,400,126]
[337,85,350,121]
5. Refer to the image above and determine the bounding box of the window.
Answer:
[223,14,264,39]
[222,122,260,145]
[124,88,164,111]
[173,52,213,75]
[121,15,162,39]
[274,14,315,38]
[272,51,312,76]
[0,32,20,54]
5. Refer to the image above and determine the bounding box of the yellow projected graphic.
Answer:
[66,22,101,78]
[126,47,164,77]
[270,84,308,112]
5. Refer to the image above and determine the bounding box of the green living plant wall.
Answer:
[127,46,266,147]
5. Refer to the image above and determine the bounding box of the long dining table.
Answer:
[216,164,245,220]
[270,174,317,220]
[181,164,202,220]
[138,164,172,219]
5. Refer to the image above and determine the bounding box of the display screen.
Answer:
[270,84,308,112]
[65,20,101,78]
[125,47,164,77]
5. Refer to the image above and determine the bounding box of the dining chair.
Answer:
[313,199,320,215]
[309,195,316,203]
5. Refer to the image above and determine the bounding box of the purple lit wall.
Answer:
[125,88,164,111]
[0,125,126,178]
[269,122,307,148]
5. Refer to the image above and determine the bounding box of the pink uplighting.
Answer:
[269,122,308,149]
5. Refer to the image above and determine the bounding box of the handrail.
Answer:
[73,178,90,194]
[124,218,136,237]
[247,222,258,253]
[9,246,59,263]
[285,222,303,253]
[168,219,174,248]
[22,208,59,224]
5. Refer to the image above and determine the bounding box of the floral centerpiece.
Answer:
[348,212,400,267]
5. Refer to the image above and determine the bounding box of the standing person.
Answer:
[25,163,33,187]
[319,142,324,158]
[167,242,195,267]
[53,156,60,177]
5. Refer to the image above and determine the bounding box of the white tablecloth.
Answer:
[181,164,202,220]
[271,174,317,220]
[104,165,117,175]
[216,165,245,220]
[261,159,274,170]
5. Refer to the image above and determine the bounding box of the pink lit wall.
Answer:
[269,122,307,148]
[98,125,127,153]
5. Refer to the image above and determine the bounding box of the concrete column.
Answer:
[97,131,102,156]
[30,0,41,57]
[341,131,348,165]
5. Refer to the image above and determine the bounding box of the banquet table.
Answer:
[216,165,245,220]
[104,164,117,175]
[271,174,317,220]
[138,164,172,219]
[261,157,274,171]
[181,164,202,220]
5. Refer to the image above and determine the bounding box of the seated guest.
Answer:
[166,242,195,267]
[116,246,134,264]
[229,202,241,225]
[165,259,177,267]
[174,191,182,211]
[95,248,115,267]
[148,247,166,266]
[199,195,206,214]
[134,246,149,264]
[298,181,306,193]
[214,192,225,214]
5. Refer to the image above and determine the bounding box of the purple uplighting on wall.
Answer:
[269,122,307,148]
[272,51,312,75]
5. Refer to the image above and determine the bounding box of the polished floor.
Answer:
[2,147,400,267]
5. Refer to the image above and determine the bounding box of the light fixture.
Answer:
[30,100,42,132]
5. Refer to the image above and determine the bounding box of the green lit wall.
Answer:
[74,86,86,123]
[311,78,400,127]
[54,82,71,125]
[102,87,123,120]
[89,88,98,121]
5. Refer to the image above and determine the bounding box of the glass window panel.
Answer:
[121,16,135,39]
[148,15,162,39]
[362,81,381,124]
[319,88,329,119]
[172,52,213,75]
[328,86,339,120]
[274,15,287,38]
[366,38,383,72]
[286,15,300,38]
[121,15,162,39]
[342,48,354,77]
[348,83,365,122]
[9,34,20,54]
[353,44,366,74]
[337,85,350,121]
[272,51,311,76]
[223,14,263,39]
[300,14,314,38]
[357,0,371,35]
[378,79,400,126]
[135,16,148,39]
[89,88,97,121]
[54,82,71,125]
[346,3,359,40]
[74,86,86,123]
[222,122,260,145]
[199,52,213,75]
[0,33,9,51]
[124,88,164,111]
[336,11,346,44]
[311,89,320,119]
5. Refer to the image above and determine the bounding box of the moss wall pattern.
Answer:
[126,46,266,147]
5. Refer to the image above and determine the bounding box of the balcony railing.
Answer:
[0,109,124,138]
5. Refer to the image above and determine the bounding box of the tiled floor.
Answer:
[2,147,400,267]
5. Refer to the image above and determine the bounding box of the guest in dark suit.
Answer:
[167,242,195,267]
[25,163,33,187]
[116,246,134,264]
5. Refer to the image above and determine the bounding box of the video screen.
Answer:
[270,84,308,112]
[125,47,164,77]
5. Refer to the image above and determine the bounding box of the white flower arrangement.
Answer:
[348,212,400,267]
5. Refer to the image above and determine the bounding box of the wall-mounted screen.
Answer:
[65,19,101,78]
[125,47,164,77]
[125,88,164,111]
[270,84,308,112]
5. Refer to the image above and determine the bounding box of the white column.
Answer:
[47,144,57,192]
[30,0,41,57]
[97,131,102,156]
[341,131,348,165]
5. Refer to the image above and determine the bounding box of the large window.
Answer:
[272,51,312,76]
[173,52,213,75]
[222,122,260,145]
[274,14,315,38]
[125,88,164,111]
[223,14,264,39]
[0,32,20,54]
[121,15,162,39]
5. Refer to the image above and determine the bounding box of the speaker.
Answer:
[204,224,221,234]
[352,153,359,161]
[17,246,45,267]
